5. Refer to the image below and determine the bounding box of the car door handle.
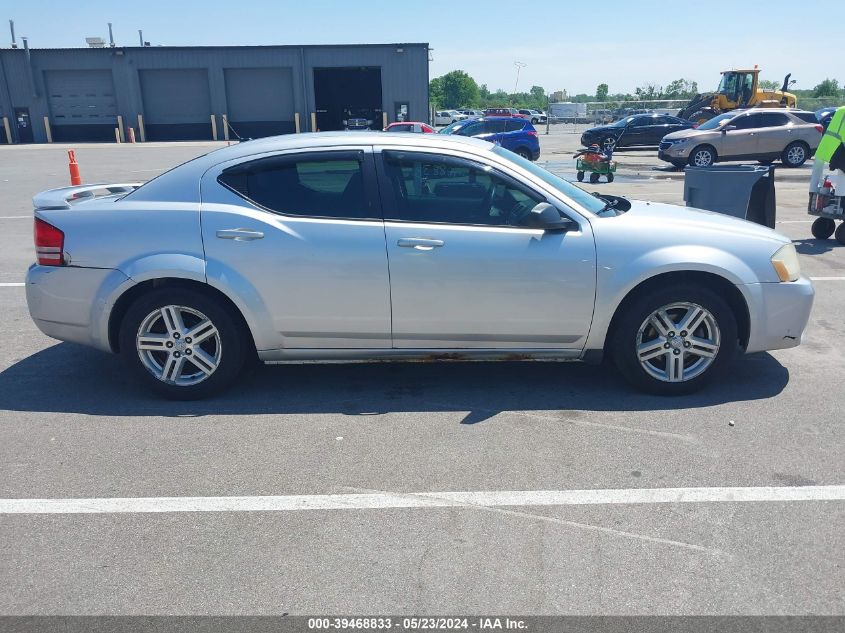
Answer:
[397,238,444,250]
[216,228,264,241]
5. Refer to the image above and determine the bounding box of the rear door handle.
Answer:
[216,228,264,241]
[397,237,444,250]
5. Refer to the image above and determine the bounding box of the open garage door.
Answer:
[224,67,295,138]
[46,70,117,142]
[139,69,212,141]
[314,67,382,131]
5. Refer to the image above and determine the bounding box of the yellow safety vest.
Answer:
[817,106,845,162]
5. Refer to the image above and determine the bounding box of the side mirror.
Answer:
[722,124,737,133]
[524,202,574,232]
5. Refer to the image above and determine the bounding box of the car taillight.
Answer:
[34,218,65,266]
[527,130,538,137]
[815,124,824,134]
[692,124,699,129]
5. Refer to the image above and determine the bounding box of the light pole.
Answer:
[513,61,527,94]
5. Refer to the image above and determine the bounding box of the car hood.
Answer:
[662,128,714,141]
[584,125,618,135]
[620,200,789,245]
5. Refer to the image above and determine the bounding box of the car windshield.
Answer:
[608,117,632,128]
[696,113,736,130]
[438,120,468,134]
[491,146,607,215]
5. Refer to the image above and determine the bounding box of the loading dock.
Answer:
[314,67,383,131]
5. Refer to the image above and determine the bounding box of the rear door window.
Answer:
[218,151,375,219]
[505,120,526,132]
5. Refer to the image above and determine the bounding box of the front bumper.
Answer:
[743,276,815,354]
[658,145,691,164]
[26,265,134,352]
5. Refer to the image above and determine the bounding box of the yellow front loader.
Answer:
[678,68,797,124]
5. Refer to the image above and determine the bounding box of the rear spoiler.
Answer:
[32,183,143,210]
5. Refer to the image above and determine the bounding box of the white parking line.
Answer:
[0,216,31,219]
[777,220,814,224]
[810,277,845,281]
[0,282,24,287]
[1,485,843,515]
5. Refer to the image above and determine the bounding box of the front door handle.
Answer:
[397,238,444,250]
[216,228,264,241]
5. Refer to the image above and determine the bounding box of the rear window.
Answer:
[218,151,372,219]
[793,112,819,124]
[505,120,526,132]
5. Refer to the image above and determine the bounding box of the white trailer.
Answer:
[549,102,587,122]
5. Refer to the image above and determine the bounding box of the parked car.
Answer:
[581,114,694,149]
[518,109,547,124]
[458,109,485,118]
[26,132,813,399]
[439,116,540,161]
[434,110,467,126]
[592,109,614,124]
[816,106,838,131]
[658,109,824,168]
[343,117,373,130]
[384,122,435,134]
[485,107,525,118]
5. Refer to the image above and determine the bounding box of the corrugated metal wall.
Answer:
[0,44,430,143]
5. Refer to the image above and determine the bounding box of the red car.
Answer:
[484,108,526,119]
[383,122,435,134]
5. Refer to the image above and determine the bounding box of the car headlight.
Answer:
[667,138,689,145]
[771,244,801,282]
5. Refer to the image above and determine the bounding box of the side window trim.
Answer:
[216,148,384,221]
[376,149,546,228]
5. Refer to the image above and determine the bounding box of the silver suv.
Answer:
[659,109,823,168]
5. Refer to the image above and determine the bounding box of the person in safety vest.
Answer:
[817,106,845,173]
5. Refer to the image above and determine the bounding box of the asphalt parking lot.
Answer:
[0,131,843,617]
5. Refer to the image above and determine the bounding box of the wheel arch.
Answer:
[108,278,258,355]
[603,270,751,354]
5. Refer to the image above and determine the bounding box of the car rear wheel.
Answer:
[782,141,809,168]
[611,285,738,395]
[811,217,836,240]
[119,288,248,399]
[689,145,716,167]
[602,136,616,150]
[836,222,845,246]
[515,147,532,160]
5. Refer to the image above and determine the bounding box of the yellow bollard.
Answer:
[44,117,53,143]
[137,114,146,142]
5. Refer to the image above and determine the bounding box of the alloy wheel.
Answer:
[692,149,713,167]
[635,302,720,383]
[786,145,806,166]
[135,305,222,386]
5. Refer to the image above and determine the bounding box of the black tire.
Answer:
[812,217,836,240]
[576,171,585,182]
[836,222,845,246]
[610,284,739,395]
[603,136,617,150]
[782,141,809,168]
[531,117,539,124]
[688,145,716,168]
[606,172,614,183]
[118,287,250,399]
[515,147,532,160]
[589,172,601,183]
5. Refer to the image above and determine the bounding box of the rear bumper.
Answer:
[26,265,134,352]
[743,276,815,354]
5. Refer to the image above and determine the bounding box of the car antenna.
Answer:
[224,118,246,142]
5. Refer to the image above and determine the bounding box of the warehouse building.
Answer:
[0,43,430,143]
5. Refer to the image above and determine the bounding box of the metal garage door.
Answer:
[46,70,117,142]
[139,69,212,141]
[224,67,295,138]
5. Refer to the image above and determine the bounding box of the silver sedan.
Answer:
[26,132,813,398]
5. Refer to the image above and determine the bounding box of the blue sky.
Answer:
[6,0,833,95]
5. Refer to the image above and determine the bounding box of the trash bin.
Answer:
[683,164,776,229]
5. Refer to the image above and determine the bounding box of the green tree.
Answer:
[634,83,663,100]
[813,78,841,98]
[663,78,698,99]
[433,70,480,109]
[429,76,444,108]
[529,85,546,109]
[759,79,780,91]
[479,83,491,99]
[596,83,609,101]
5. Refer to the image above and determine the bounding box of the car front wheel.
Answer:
[689,145,716,167]
[119,288,248,399]
[611,285,738,395]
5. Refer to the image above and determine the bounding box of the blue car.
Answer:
[439,116,540,161]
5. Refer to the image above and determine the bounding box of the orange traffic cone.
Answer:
[68,150,82,185]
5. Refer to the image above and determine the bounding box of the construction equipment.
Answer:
[678,68,797,124]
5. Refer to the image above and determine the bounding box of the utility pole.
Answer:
[513,61,527,94]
